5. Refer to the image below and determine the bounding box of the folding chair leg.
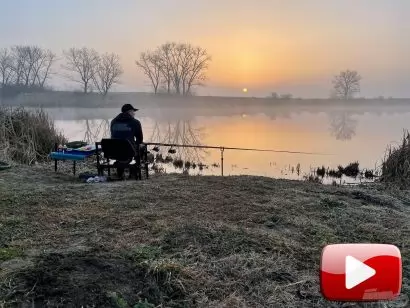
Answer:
[134,166,139,180]
[135,150,142,180]
[144,147,149,179]
[54,143,58,173]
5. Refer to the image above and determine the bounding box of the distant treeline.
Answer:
[0,45,398,101]
[0,46,55,97]
[0,45,125,98]
[2,91,410,110]
[0,42,211,98]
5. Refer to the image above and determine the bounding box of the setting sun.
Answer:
[242,88,248,93]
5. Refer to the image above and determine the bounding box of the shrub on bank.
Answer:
[382,130,410,186]
[341,162,360,177]
[0,106,66,164]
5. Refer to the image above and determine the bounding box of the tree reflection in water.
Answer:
[149,120,206,162]
[79,118,206,163]
[329,112,358,141]
[83,119,110,144]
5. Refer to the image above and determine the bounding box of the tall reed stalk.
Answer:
[381,130,410,185]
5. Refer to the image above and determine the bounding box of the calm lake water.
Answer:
[44,105,410,182]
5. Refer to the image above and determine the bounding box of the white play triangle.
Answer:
[345,256,376,290]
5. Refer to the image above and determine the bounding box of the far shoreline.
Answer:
[1,91,410,110]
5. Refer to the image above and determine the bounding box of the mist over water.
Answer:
[41,99,410,181]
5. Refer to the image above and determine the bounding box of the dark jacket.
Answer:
[110,112,143,145]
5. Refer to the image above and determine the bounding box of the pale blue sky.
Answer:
[1,0,409,97]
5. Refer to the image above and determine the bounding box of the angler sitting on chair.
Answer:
[110,104,145,178]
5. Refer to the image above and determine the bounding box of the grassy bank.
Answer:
[0,166,409,307]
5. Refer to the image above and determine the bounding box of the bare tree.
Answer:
[63,47,100,93]
[332,70,362,99]
[1,46,56,90]
[22,46,38,86]
[163,43,211,95]
[0,48,14,87]
[31,49,56,88]
[93,53,123,96]
[9,46,30,86]
[136,51,162,94]
[180,44,211,95]
[169,43,183,94]
[136,42,211,95]
[157,43,174,93]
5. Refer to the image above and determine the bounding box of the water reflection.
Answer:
[49,106,410,180]
[149,120,206,162]
[83,119,110,144]
[76,117,207,163]
[328,112,358,141]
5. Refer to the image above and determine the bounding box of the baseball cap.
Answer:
[121,104,139,113]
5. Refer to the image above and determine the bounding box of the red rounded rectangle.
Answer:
[320,244,402,302]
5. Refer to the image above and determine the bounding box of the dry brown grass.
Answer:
[0,166,409,307]
[0,106,65,164]
[382,130,410,187]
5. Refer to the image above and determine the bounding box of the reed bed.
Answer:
[382,130,410,186]
[0,106,65,164]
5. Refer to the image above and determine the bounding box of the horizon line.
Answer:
[20,90,410,100]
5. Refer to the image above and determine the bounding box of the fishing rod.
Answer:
[145,142,332,156]
[144,142,332,176]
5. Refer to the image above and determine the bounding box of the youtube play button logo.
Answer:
[321,244,402,301]
[345,256,376,289]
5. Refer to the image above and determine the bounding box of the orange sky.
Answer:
[1,0,409,97]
